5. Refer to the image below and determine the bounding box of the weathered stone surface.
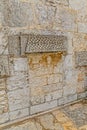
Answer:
[0,79,6,91]
[7,71,29,90]
[30,100,57,114]
[21,35,29,56]
[8,36,20,56]
[0,113,9,124]
[4,0,34,27]
[58,94,77,105]
[0,56,9,77]
[8,88,30,111]
[26,34,67,53]
[13,58,28,71]
[9,108,29,121]
[78,23,87,33]
[0,0,87,126]
[63,86,77,96]
[45,90,63,102]
[54,6,77,31]
[0,90,8,114]
[76,51,87,66]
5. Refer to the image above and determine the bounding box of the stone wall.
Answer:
[0,0,87,125]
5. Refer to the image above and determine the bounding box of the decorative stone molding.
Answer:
[0,56,9,78]
[8,34,67,56]
[76,51,87,67]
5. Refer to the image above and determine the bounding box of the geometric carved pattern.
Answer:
[26,34,67,53]
[8,34,67,56]
[76,51,87,67]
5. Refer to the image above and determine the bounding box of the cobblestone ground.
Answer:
[1,101,87,130]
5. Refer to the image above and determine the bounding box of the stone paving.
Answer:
[0,100,87,130]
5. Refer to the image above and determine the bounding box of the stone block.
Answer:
[45,90,63,102]
[0,79,6,91]
[78,23,87,33]
[26,34,67,53]
[43,83,63,93]
[30,76,47,88]
[63,86,77,96]
[7,71,29,91]
[8,88,30,111]
[9,108,29,121]
[30,100,57,114]
[58,94,77,105]
[31,95,45,105]
[0,91,8,114]
[13,58,28,71]
[0,56,9,77]
[69,0,87,10]
[0,113,9,124]
[21,35,29,56]
[76,51,87,66]
[5,0,34,27]
[47,74,63,84]
[77,92,86,99]
[8,36,20,56]
[55,7,77,31]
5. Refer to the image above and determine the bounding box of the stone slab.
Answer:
[26,34,67,53]
[0,56,9,77]
[76,51,87,66]
[8,36,21,56]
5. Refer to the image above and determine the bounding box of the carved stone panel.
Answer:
[26,34,67,53]
[0,56,9,77]
[8,36,21,56]
[76,51,87,67]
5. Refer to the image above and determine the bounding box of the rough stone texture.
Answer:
[8,36,21,56]
[76,51,87,67]
[0,56,9,77]
[1,101,87,130]
[0,0,87,126]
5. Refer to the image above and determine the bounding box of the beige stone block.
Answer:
[45,90,63,102]
[43,83,63,94]
[8,88,30,111]
[36,113,64,130]
[0,56,9,77]
[9,108,29,121]
[47,74,62,84]
[63,86,76,96]
[8,36,20,56]
[29,76,47,87]
[31,95,45,105]
[77,6,87,23]
[73,33,87,52]
[55,6,77,31]
[0,90,8,114]
[69,0,87,10]
[0,113,9,124]
[0,79,6,91]
[78,23,87,33]
[14,58,28,71]
[7,71,29,90]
